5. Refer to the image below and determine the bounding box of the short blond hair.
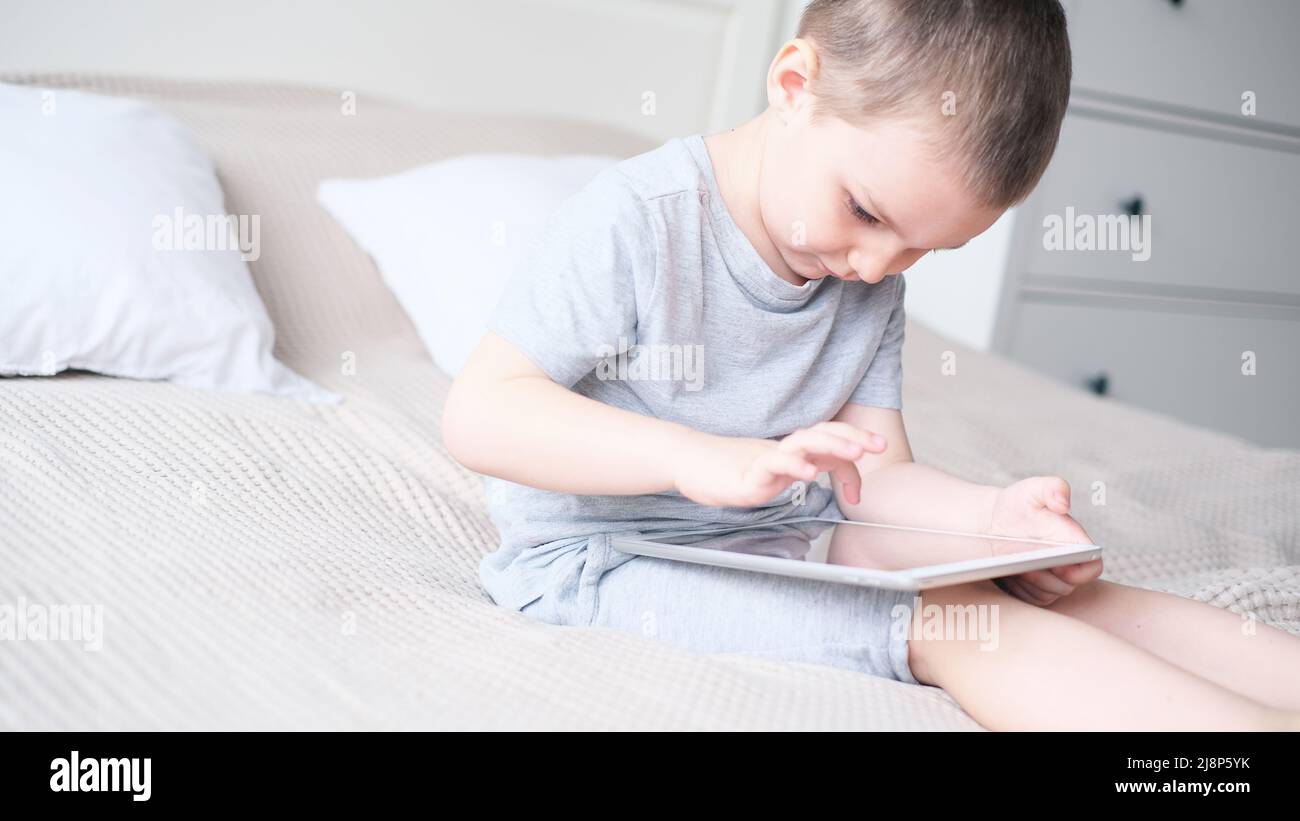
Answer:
[796,0,1072,208]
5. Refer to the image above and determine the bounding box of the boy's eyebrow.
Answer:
[857,183,969,250]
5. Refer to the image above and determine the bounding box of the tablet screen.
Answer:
[632,518,1082,572]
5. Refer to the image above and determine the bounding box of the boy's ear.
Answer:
[767,38,820,119]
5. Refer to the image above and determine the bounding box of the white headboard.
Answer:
[3,0,811,140]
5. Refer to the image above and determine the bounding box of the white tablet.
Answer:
[610,517,1102,590]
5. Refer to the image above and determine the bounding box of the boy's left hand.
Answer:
[983,476,1103,606]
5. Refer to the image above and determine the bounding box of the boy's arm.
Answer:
[829,403,1000,535]
[442,330,698,496]
[445,333,881,507]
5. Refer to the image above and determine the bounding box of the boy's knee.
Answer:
[907,579,1006,686]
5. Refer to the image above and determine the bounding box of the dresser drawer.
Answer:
[1006,299,1300,448]
[1018,113,1300,298]
[1067,0,1300,129]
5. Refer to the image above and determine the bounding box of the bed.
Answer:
[1,74,1296,730]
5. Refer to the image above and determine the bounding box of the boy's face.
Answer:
[760,100,1006,286]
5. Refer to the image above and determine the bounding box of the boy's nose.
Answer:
[847,241,908,283]
[849,257,895,284]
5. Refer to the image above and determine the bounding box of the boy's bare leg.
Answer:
[907,580,1296,731]
[1044,579,1300,712]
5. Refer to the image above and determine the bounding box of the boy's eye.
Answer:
[846,196,880,226]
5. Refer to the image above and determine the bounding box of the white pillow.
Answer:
[317,152,619,377]
[0,83,336,402]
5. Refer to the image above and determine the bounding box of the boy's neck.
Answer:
[703,113,809,288]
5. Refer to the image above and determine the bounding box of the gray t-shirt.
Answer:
[479,133,907,611]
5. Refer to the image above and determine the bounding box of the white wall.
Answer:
[0,0,787,143]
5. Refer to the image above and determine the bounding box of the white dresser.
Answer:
[991,0,1300,448]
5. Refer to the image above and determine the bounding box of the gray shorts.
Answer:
[521,532,921,685]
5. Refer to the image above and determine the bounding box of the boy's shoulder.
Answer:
[542,135,709,249]
[583,135,707,210]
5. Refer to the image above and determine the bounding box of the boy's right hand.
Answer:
[672,422,886,509]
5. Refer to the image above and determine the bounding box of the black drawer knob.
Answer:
[1084,372,1110,396]
[1120,195,1144,217]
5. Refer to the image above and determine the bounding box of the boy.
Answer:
[443,0,1300,730]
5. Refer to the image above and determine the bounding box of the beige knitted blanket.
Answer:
[0,75,1295,730]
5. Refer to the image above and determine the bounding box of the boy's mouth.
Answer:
[816,258,857,281]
